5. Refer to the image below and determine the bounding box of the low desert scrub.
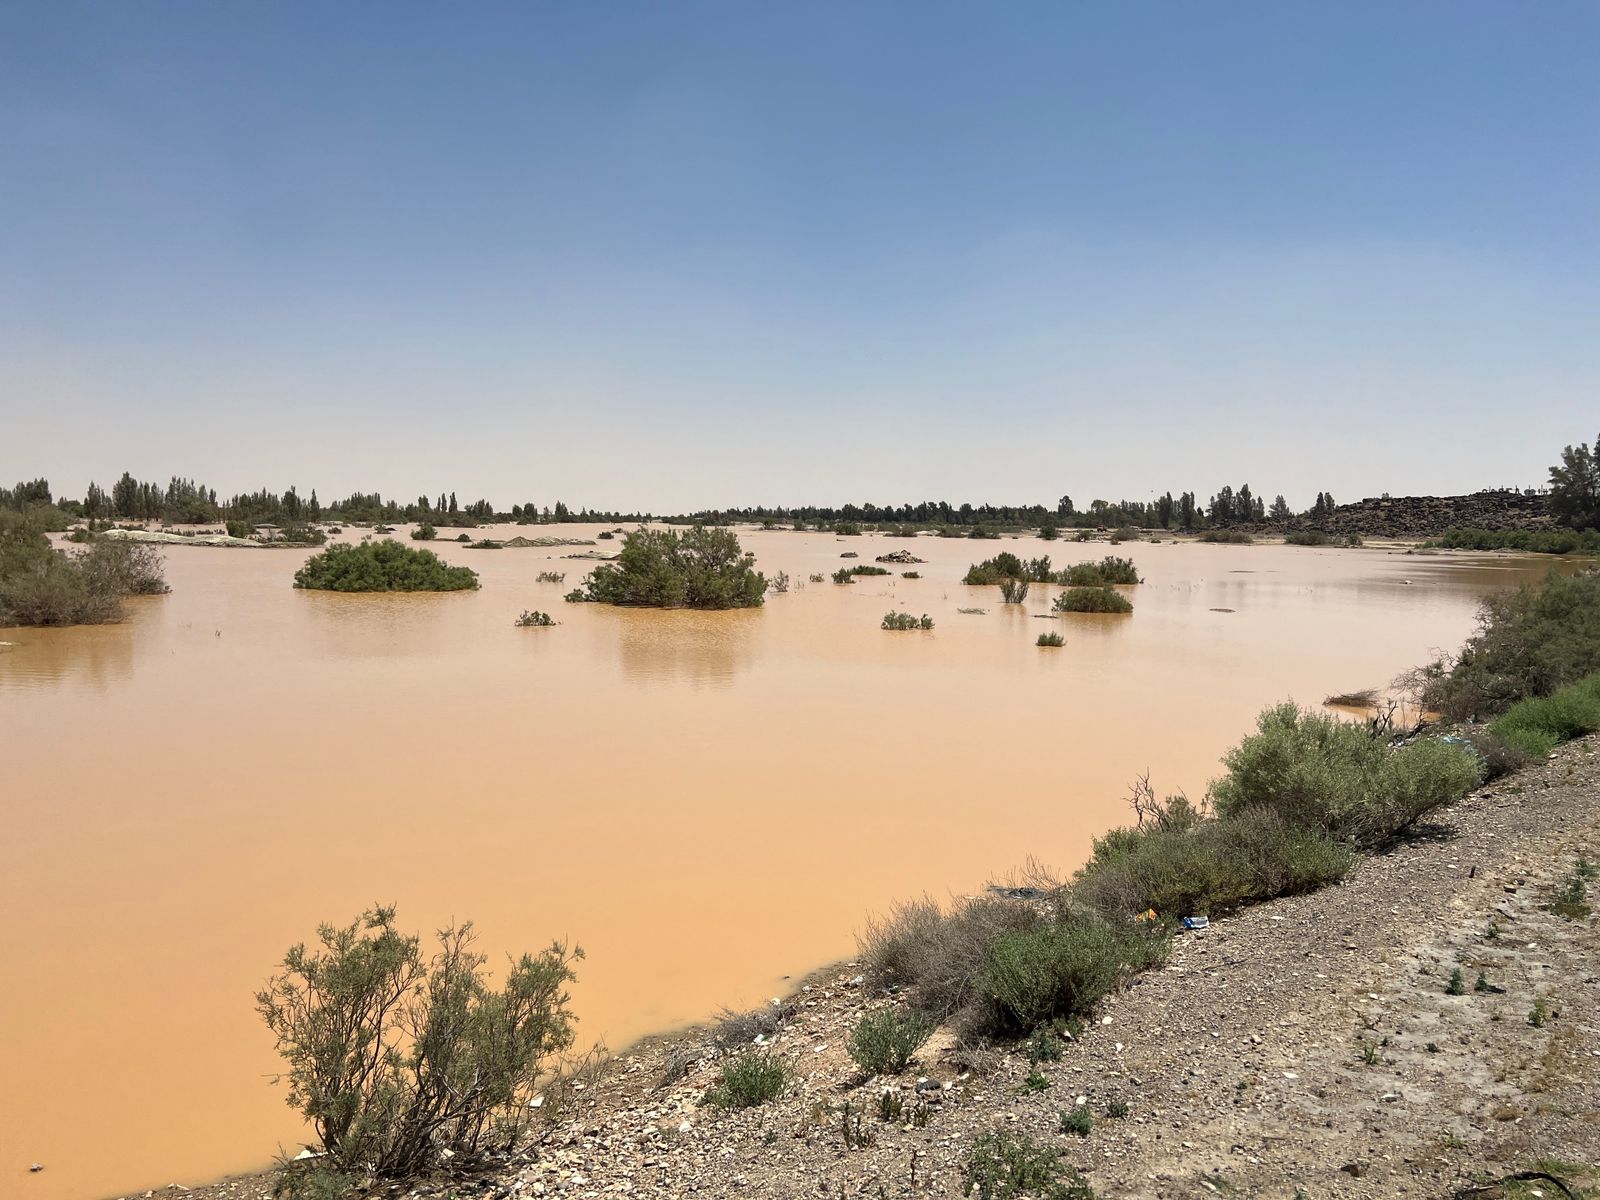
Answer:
[1037,631,1065,647]
[1060,556,1140,586]
[1284,530,1331,546]
[849,564,890,576]
[293,542,479,592]
[977,915,1168,1036]
[848,1009,936,1075]
[961,1130,1094,1200]
[1108,526,1140,543]
[768,570,791,594]
[1199,529,1254,544]
[1209,703,1480,848]
[1549,857,1594,920]
[882,611,934,631]
[1053,586,1132,614]
[711,1003,791,1050]
[1059,1104,1093,1136]
[255,907,580,1181]
[515,610,555,627]
[704,1051,791,1108]
[535,570,566,584]
[832,567,854,584]
[0,514,169,626]
[1488,672,1600,759]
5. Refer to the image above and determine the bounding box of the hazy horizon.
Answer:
[4,3,1596,511]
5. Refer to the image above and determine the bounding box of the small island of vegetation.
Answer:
[0,512,169,626]
[1053,586,1134,614]
[292,542,479,592]
[566,526,765,608]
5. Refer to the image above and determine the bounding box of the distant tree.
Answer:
[1057,495,1075,518]
[1549,432,1600,530]
[1268,494,1291,521]
[1208,486,1236,525]
[1179,492,1197,532]
[1155,492,1174,529]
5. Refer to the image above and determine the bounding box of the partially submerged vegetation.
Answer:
[881,611,933,631]
[515,610,555,627]
[1052,587,1132,614]
[0,512,168,626]
[568,526,765,608]
[292,541,479,592]
[1037,630,1065,647]
[1060,556,1140,586]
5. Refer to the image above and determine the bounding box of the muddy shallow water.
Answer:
[0,526,1563,1199]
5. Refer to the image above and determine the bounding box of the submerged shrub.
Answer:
[1053,587,1132,614]
[768,570,790,594]
[536,570,566,584]
[0,515,169,626]
[999,578,1030,604]
[882,611,934,630]
[1060,556,1140,586]
[848,1009,936,1075]
[833,567,854,584]
[964,553,1027,585]
[515,610,555,627]
[293,542,479,592]
[1037,631,1065,647]
[410,524,437,541]
[255,907,580,1180]
[576,526,765,609]
[850,564,891,576]
[705,1051,791,1108]
[1209,704,1479,847]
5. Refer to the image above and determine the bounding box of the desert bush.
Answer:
[1109,526,1140,542]
[882,611,933,631]
[768,570,790,594]
[1052,587,1132,614]
[999,578,1030,604]
[1324,688,1379,708]
[255,907,580,1180]
[1431,527,1600,555]
[1199,529,1253,544]
[860,895,1044,1022]
[536,571,566,584]
[293,542,479,592]
[1488,672,1600,758]
[902,570,921,579]
[1073,806,1355,920]
[576,526,765,608]
[834,521,862,536]
[1037,631,1065,647]
[808,572,825,583]
[515,610,555,627]
[1060,556,1140,586]
[833,567,854,584]
[1209,704,1480,847]
[710,1003,792,1050]
[964,553,1027,585]
[410,524,437,541]
[975,916,1168,1035]
[704,1051,791,1108]
[850,564,891,576]
[1284,531,1331,546]
[1456,727,1533,779]
[1429,569,1600,720]
[848,1009,936,1075]
[961,1130,1094,1200]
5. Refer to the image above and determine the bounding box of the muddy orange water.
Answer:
[0,527,1565,1198]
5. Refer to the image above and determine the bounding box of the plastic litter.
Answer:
[1182,916,1210,931]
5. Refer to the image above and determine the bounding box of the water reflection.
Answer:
[0,624,137,691]
[610,606,759,687]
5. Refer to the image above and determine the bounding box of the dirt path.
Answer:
[173,737,1600,1200]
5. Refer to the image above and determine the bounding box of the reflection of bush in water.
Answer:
[613,610,757,687]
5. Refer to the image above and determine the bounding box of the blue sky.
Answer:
[2,2,1596,511]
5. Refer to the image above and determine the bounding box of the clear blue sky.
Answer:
[3,2,1596,511]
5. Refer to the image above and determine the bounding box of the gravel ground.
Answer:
[169,736,1600,1200]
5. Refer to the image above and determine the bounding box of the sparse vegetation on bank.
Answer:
[1052,587,1132,614]
[1487,671,1600,759]
[1198,529,1253,544]
[0,512,168,626]
[570,526,765,608]
[292,542,479,592]
[1428,527,1600,555]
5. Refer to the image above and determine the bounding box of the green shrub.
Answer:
[882,611,934,630]
[1431,527,1600,555]
[1488,673,1600,758]
[964,553,1027,585]
[1209,705,1479,847]
[1199,529,1253,544]
[860,895,1044,1022]
[410,523,437,540]
[850,564,891,576]
[1108,527,1140,543]
[833,567,854,584]
[0,515,169,626]
[1053,587,1132,614]
[976,917,1168,1036]
[293,542,479,592]
[576,526,765,608]
[705,1051,791,1108]
[1060,557,1140,586]
[1073,807,1354,919]
[848,1009,936,1075]
[1060,1105,1093,1137]
[834,521,862,535]
[255,907,580,1180]
[962,1130,1095,1200]
[999,578,1030,604]
[515,610,555,627]
[1429,569,1600,720]
[1037,631,1065,647]
[1284,531,1331,546]
[902,570,921,579]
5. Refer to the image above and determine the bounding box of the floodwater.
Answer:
[0,527,1566,1199]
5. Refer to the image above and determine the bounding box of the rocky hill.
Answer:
[1281,490,1552,539]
